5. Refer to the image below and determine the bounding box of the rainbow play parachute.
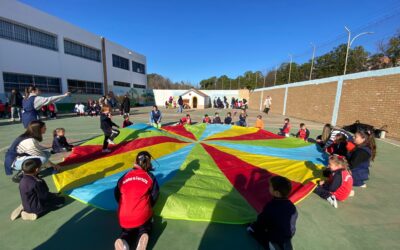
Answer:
[53,123,327,224]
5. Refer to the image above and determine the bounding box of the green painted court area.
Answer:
[0,107,399,250]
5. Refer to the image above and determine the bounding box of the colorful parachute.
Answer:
[53,123,327,224]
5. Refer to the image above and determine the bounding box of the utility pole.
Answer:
[310,43,316,80]
[288,54,292,84]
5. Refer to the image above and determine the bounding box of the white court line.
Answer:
[376,138,400,147]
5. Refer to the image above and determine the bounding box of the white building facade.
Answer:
[0,0,146,102]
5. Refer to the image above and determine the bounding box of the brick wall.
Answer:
[249,68,400,139]
[286,82,337,123]
[250,88,286,114]
[337,74,400,139]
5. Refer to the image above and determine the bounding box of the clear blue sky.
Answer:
[21,0,400,85]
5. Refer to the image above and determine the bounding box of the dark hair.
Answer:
[335,133,347,143]
[300,123,305,127]
[215,112,219,115]
[269,176,292,198]
[123,115,129,119]
[153,105,158,110]
[186,114,190,117]
[24,86,38,99]
[227,112,231,116]
[21,121,46,142]
[205,114,208,117]
[22,158,42,174]
[356,129,377,161]
[257,115,262,119]
[136,151,153,172]
[284,118,290,122]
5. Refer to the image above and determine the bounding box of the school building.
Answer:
[0,0,147,104]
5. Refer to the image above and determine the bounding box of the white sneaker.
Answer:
[102,149,111,153]
[21,211,38,221]
[136,233,149,250]
[360,184,367,188]
[327,195,338,208]
[114,238,129,250]
[107,139,115,145]
[10,204,23,221]
[349,190,355,197]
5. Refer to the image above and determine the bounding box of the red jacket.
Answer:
[282,123,291,134]
[329,169,353,201]
[115,166,158,228]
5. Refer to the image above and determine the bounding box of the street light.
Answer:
[343,26,373,75]
[288,54,293,84]
[310,43,316,80]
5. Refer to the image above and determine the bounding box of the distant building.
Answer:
[181,89,210,109]
[0,0,146,103]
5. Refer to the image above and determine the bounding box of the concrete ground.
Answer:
[0,107,399,250]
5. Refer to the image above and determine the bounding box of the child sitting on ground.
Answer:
[278,118,291,137]
[328,133,348,157]
[296,123,310,141]
[122,115,133,128]
[213,112,222,124]
[10,157,65,221]
[313,154,353,208]
[224,112,233,125]
[203,114,211,124]
[51,128,73,153]
[255,115,264,129]
[114,151,159,250]
[100,105,120,153]
[247,176,298,250]
[179,114,192,125]
[236,110,247,127]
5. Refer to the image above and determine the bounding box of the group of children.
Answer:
[9,105,377,250]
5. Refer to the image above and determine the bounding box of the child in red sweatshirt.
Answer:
[114,151,159,250]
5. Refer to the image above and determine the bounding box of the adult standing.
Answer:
[177,96,183,113]
[149,105,162,129]
[121,94,131,116]
[4,121,61,181]
[10,88,23,122]
[22,86,70,128]
[264,96,272,114]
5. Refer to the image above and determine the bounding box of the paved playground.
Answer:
[0,107,399,250]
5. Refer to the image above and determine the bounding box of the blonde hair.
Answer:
[101,105,111,113]
[321,123,333,142]
[329,154,349,169]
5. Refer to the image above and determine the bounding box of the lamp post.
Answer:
[309,43,316,80]
[288,54,293,84]
[343,26,373,75]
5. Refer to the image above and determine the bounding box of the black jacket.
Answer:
[100,113,118,134]
[10,91,23,107]
[251,197,298,244]
[19,174,50,215]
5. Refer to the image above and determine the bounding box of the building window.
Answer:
[132,61,146,74]
[0,18,58,51]
[67,79,103,94]
[3,72,61,93]
[133,84,146,89]
[114,81,131,88]
[112,54,130,70]
[64,39,101,62]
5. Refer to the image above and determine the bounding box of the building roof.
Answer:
[181,88,209,98]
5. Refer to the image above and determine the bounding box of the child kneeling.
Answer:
[11,157,65,221]
[114,151,159,250]
[247,176,298,250]
[314,154,353,208]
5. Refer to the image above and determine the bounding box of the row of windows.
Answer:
[3,72,61,93]
[0,18,58,51]
[112,54,130,70]
[64,39,101,62]
[67,79,103,95]
[132,61,146,74]
[113,81,131,87]
[112,54,146,74]
[113,81,146,89]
